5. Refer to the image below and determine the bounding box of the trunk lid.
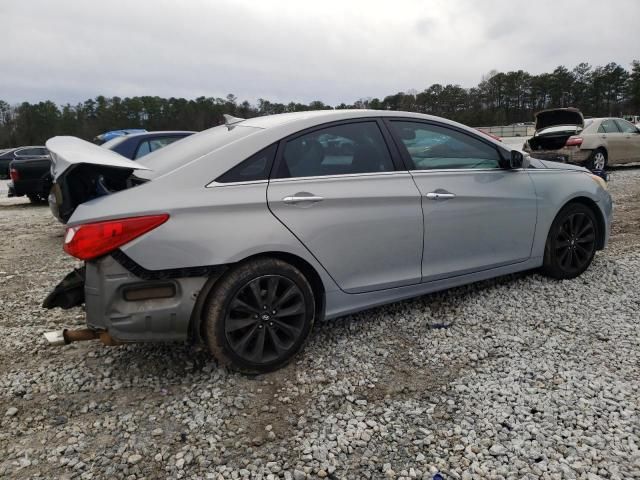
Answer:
[534,108,584,131]
[46,136,151,223]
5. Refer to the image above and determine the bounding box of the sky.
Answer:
[1,0,639,106]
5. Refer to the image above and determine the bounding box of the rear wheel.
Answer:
[204,258,315,373]
[586,148,607,170]
[542,203,598,279]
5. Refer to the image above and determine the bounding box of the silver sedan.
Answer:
[44,110,612,373]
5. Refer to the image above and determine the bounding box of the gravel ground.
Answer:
[0,171,639,480]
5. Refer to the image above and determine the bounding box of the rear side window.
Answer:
[599,119,620,133]
[216,144,277,183]
[389,121,501,170]
[275,121,394,179]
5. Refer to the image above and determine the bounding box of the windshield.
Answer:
[135,124,262,178]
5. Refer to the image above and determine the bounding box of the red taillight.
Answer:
[565,136,583,147]
[9,167,19,182]
[63,214,169,260]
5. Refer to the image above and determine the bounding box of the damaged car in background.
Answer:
[9,131,193,204]
[523,107,640,170]
[43,110,612,373]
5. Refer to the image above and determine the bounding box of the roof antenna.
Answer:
[223,114,245,130]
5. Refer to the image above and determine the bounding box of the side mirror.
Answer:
[509,150,526,169]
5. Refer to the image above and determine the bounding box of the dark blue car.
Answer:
[100,131,195,159]
[94,129,147,144]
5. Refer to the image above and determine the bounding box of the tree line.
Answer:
[1,60,639,148]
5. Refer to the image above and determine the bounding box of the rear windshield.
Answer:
[101,136,129,150]
[135,125,261,178]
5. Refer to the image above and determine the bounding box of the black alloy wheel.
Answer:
[204,258,315,373]
[224,275,306,364]
[542,203,598,279]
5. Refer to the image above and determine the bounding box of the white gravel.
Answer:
[0,173,639,480]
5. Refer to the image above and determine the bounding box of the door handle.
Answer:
[283,194,324,204]
[425,192,456,200]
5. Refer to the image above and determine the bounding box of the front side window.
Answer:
[614,119,638,134]
[275,122,394,179]
[390,121,501,170]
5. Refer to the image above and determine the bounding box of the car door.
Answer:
[385,120,538,283]
[598,119,626,164]
[614,119,640,163]
[267,120,423,294]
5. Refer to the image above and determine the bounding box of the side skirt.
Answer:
[324,257,543,320]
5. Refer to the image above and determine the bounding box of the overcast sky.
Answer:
[2,0,639,106]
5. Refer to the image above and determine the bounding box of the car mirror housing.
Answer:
[509,150,526,169]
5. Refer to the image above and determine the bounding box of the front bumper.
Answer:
[598,191,613,250]
[45,255,208,343]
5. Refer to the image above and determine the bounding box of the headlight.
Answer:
[589,174,608,190]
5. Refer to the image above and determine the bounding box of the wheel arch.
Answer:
[189,251,327,344]
[596,145,607,156]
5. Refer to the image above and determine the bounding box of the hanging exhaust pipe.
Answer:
[43,328,119,346]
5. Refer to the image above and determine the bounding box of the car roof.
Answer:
[132,109,509,184]
[240,109,463,130]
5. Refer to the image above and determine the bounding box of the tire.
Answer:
[585,148,607,171]
[27,194,42,204]
[203,258,315,373]
[541,203,598,280]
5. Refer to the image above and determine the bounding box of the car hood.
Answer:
[537,159,589,172]
[535,108,584,131]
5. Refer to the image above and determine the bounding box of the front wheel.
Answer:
[203,258,315,373]
[542,203,598,279]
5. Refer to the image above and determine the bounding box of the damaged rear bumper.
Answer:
[44,255,209,344]
[524,147,591,165]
